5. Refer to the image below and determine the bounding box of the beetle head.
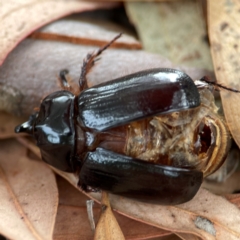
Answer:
[15,91,77,172]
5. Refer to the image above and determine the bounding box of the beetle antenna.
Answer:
[79,33,122,92]
[199,76,240,93]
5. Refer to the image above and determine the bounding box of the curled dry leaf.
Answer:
[208,0,240,148]
[0,139,58,240]
[94,192,125,240]
[0,1,119,65]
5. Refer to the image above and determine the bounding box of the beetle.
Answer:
[15,34,230,205]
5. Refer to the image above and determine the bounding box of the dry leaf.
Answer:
[208,0,240,148]
[0,139,58,240]
[107,189,240,240]
[94,192,125,240]
[125,1,213,70]
[0,1,118,65]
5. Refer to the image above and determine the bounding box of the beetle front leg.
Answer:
[58,69,72,89]
[79,33,122,91]
[78,148,203,205]
[58,69,80,96]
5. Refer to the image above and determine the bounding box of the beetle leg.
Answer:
[78,148,203,205]
[79,33,122,92]
[58,69,72,89]
[58,69,80,95]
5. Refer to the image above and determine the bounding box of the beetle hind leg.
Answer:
[79,33,122,92]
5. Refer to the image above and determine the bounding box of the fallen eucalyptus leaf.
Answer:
[208,0,240,149]
[94,192,125,240]
[0,1,118,65]
[125,1,213,70]
[0,139,58,240]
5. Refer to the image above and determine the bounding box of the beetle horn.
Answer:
[15,113,38,134]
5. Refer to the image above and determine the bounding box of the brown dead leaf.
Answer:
[208,0,240,149]
[106,189,240,240]
[0,1,119,65]
[0,139,58,240]
[125,1,213,70]
[94,192,125,240]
